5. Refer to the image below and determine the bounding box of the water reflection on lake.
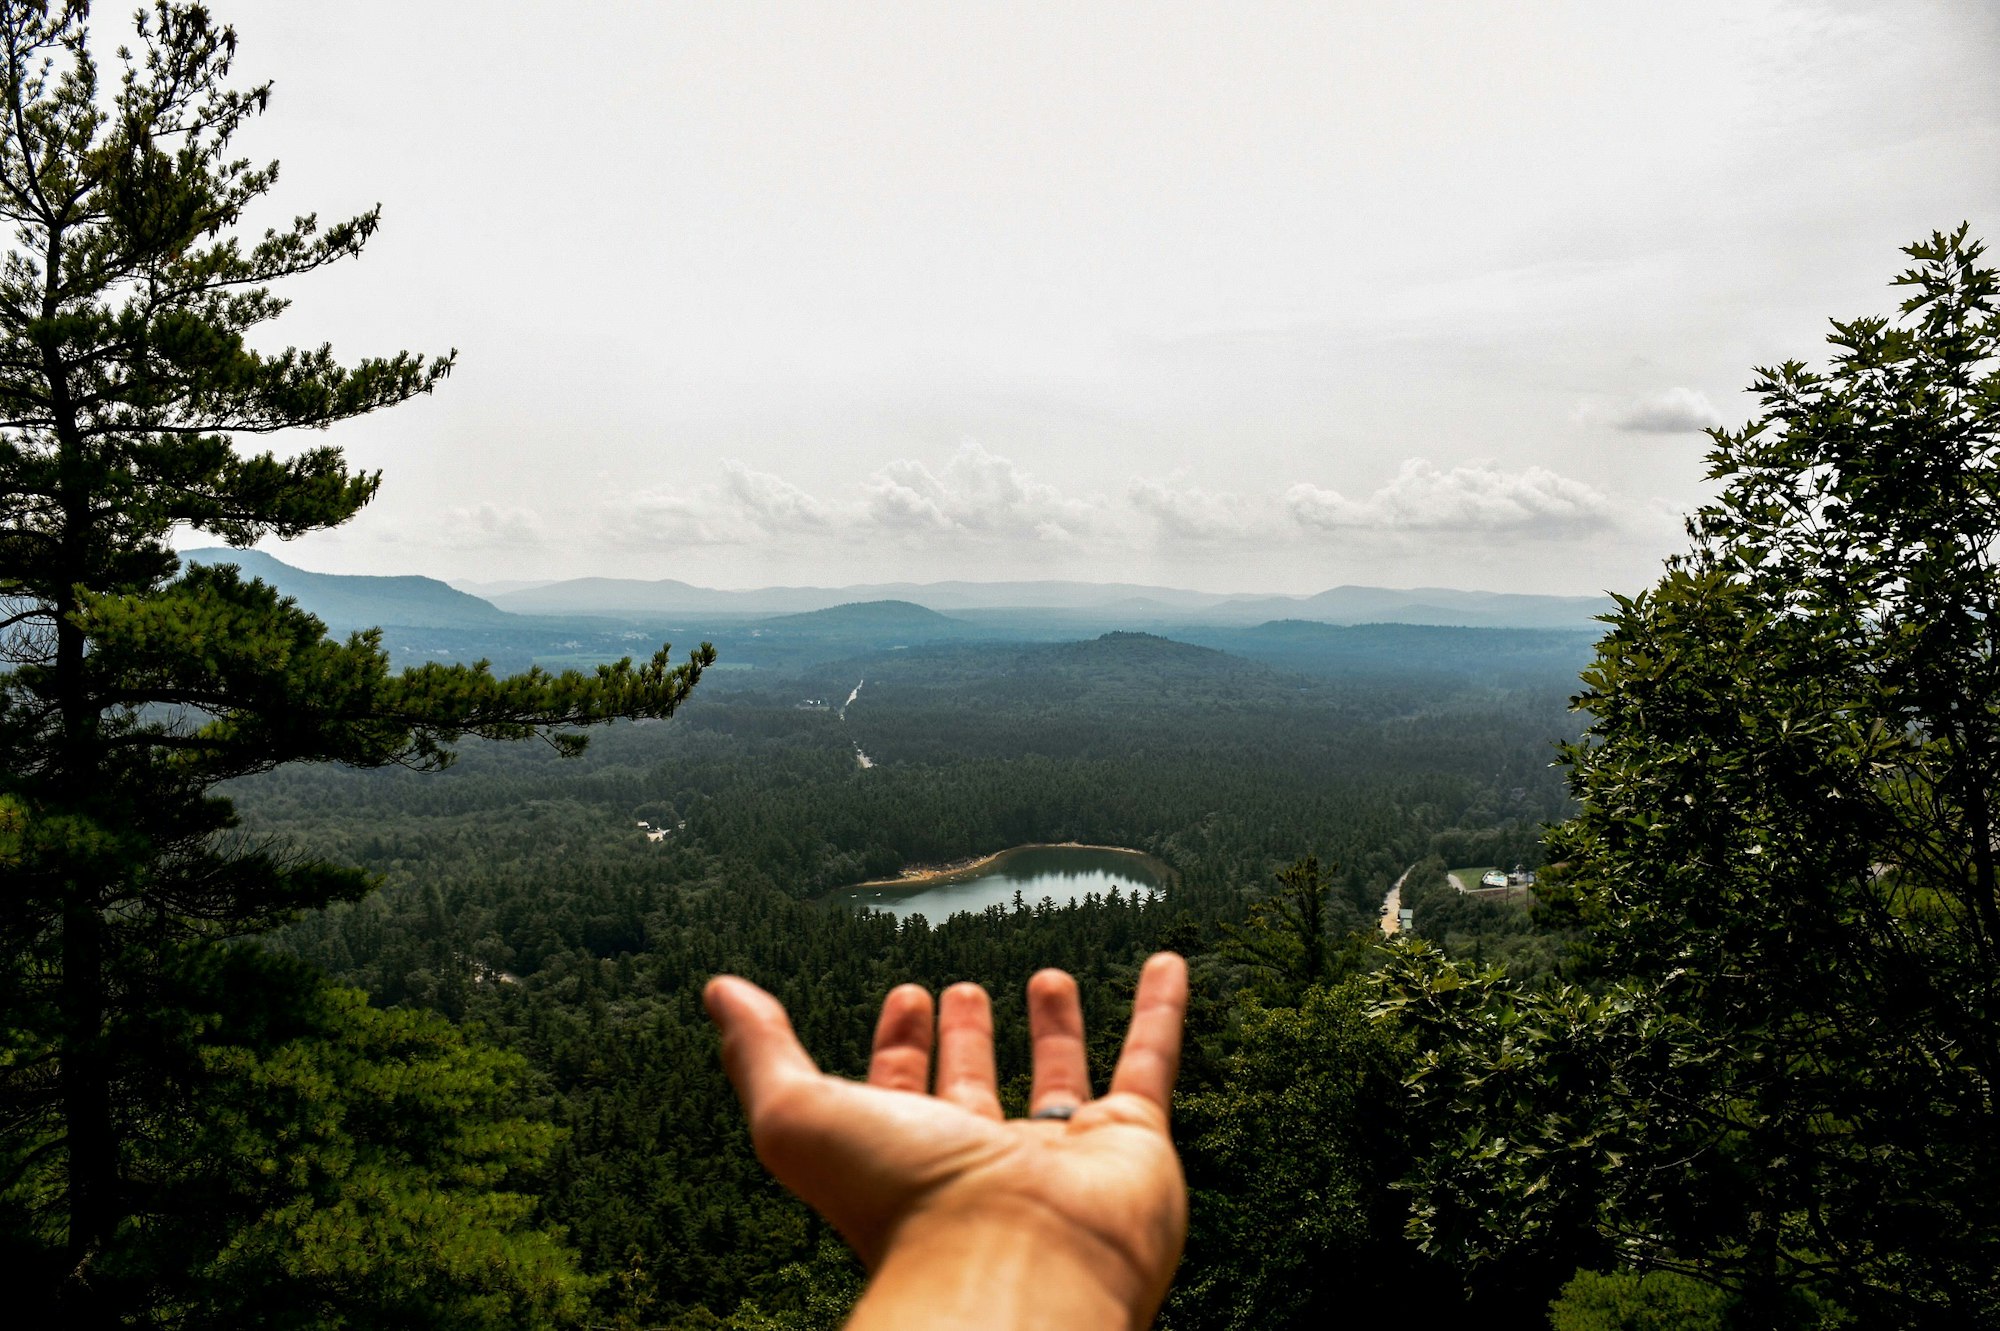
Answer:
[831,845,1168,921]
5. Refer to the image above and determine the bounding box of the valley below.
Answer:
[211,549,1581,1326]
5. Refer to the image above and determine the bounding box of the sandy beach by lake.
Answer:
[852,842,1159,890]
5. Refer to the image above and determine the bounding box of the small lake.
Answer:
[830,844,1170,921]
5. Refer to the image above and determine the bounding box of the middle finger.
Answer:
[1027,968,1091,1116]
[935,981,1003,1119]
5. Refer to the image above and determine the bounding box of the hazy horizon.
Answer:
[187,542,1614,605]
[438,571,1612,602]
[166,1,1998,597]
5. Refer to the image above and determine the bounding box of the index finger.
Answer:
[1108,952,1188,1111]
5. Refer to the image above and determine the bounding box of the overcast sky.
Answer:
[182,1,2000,595]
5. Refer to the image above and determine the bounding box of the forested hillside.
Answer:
[240,631,1575,1326]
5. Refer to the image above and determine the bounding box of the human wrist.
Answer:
[846,1199,1161,1331]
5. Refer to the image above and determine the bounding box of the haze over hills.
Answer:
[469,572,1614,629]
[471,576,1243,617]
[176,549,1611,679]
[1215,586,1613,629]
[1168,620,1599,687]
[753,600,963,631]
[182,548,515,632]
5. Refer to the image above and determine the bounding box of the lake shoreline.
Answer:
[851,841,1161,891]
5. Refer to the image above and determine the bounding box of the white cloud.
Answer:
[1582,386,1726,434]
[606,463,826,548]
[861,442,1108,543]
[722,460,832,530]
[607,488,753,546]
[591,449,1630,578]
[601,443,1110,552]
[1283,483,1371,530]
[433,503,546,550]
[1287,458,1618,535]
[1127,475,1262,542]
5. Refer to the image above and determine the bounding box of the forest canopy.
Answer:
[1,1,1995,1328]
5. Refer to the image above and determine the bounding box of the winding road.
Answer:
[1380,864,1415,936]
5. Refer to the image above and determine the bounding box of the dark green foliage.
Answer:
[111,947,591,1330]
[1387,230,2000,1326]
[1166,981,1432,1330]
[1546,1267,1850,1331]
[1370,942,1678,1313]
[0,4,709,1323]
[1548,1270,1738,1331]
[1220,856,1347,999]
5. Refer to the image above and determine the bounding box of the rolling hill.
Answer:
[484,574,1614,628]
[180,548,517,631]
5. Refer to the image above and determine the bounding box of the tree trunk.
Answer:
[43,219,116,1329]
[53,574,116,1326]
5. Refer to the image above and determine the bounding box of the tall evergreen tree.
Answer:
[0,4,710,1323]
[1381,229,2000,1326]
[1220,855,1342,1000]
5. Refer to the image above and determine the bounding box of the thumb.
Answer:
[705,975,821,1118]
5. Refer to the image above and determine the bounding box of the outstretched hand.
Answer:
[704,954,1189,1330]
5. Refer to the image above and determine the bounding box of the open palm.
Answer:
[704,955,1189,1318]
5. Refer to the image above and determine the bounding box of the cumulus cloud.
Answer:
[861,442,1107,543]
[1128,475,1262,542]
[595,448,1629,569]
[602,443,1110,551]
[1286,458,1617,535]
[609,461,825,547]
[609,490,749,546]
[433,503,547,550]
[1583,386,1726,434]
[1283,483,1370,530]
[721,460,831,530]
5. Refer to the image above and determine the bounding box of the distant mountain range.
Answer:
[183,548,1614,638]
[177,548,1606,680]
[466,575,1239,617]
[466,573,1614,629]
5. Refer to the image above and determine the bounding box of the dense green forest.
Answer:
[240,631,1574,1327]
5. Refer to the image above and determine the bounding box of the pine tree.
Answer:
[1219,855,1336,999]
[0,4,711,1323]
